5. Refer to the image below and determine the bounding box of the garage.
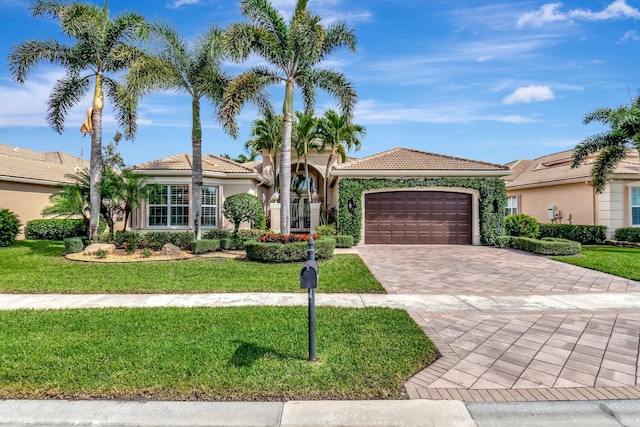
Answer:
[364,191,472,244]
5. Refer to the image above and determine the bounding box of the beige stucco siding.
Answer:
[507,182,596,225]
[0,181,58,238]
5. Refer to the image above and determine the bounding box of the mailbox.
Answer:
[300,260,319,289]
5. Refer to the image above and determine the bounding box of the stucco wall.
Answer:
[0,181,58,238]
[507,182,596,225]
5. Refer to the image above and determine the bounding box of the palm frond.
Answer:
[103,12,146,58]
[224,23,285,68]
[240,0,289,52]
[103,77,137,140]
[591,144,629,193]
[306,68,357,121]
[219,67,280,138]
[47,73,91,133]
[8,40,71,83]
[322,21,357,58]
[290,9,324,68]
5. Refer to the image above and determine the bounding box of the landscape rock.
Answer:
[83,243,116,255]
[162,243,183,256]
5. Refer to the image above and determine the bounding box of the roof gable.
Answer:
[133,153,257,175]
[335,148,509,172]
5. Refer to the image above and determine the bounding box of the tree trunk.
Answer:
[192,99,203,240]
[280,80,294,235]
[324,153,334,222]
[89,108,103,240]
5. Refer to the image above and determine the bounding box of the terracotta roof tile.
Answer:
[0,144,88,184]
[133,153,257,174]
[506,149,640,188]
[336,147,509,171]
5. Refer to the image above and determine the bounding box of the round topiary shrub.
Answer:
[222,193,266,236]
[0,208,21,247]
[504,214,539,239]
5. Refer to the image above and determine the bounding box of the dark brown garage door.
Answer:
[364,191,472,244]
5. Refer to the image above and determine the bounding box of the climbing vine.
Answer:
[337,178,506,245]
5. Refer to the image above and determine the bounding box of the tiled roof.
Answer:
[335,147,509,172]
[133,153,258,174]
[506,149,640,189]
[0,144,88,184]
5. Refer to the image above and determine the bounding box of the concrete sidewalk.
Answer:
[3,291,640,312]
[3,399,640,426]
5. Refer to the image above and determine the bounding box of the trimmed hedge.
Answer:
[25,219,89,241]
[190,239,221,254]
[245,238,336,263]
[337,178,506,245]
[335,235,354,248]
[316,224,337,236]
[494,236,512,248]
[539,224,606,244]
[508,236,581,255]
[63,237,84,254]
[614,227,640,243]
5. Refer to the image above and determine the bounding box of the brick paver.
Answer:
[357,245,640,402]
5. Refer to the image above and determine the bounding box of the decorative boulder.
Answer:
[83,243,116,255]
[161,243,183,256]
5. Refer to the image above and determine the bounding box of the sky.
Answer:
[2,0,640,167]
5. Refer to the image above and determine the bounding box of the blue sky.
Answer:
[2,0,640,167]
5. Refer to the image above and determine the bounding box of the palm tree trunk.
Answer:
[280,80,294,235]
[192,99,203,240]
[304,151,311,201]
[89,107,103,240]
[324,153,334,222]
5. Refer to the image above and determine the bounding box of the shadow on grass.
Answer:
[11,240,65,258]
[228,341,296,367]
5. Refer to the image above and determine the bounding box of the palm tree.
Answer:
[219,0,357,235]
[8,0,146,239]
[245,111,283,189]
[118,169,157,231]
[318,109,365,217]
[125,23,229,240]
[572,94,640,193]
[41,176,91,227]
[293,111,321,201]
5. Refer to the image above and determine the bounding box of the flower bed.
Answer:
[245,235,335,262]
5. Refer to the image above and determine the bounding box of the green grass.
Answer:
[553,245,640,280]
[0,306,437,400]
[0,241,384,294]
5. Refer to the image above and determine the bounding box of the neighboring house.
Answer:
[505,149,640,239]
[0,144,89,237]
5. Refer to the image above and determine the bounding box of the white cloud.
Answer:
[517,0,640,28]
[619,30,640,43]
[503,85,555,104]
[167,0,201,9]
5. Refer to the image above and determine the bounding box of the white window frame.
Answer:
[506,196,518,216]
[201,186,218,227]
[631,187,640,226]
[148,184,190,227]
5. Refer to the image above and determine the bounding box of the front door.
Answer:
[291,196,311,232]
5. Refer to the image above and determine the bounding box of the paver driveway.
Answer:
[357,245,640,402]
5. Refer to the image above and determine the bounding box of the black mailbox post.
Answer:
[300,237,318,360]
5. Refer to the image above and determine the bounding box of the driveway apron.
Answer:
[357,245,640,402]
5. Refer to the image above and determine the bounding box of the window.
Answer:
[148,185,189,227]
[201,186,218,227]
[632,188,640,225]
[506,196,518,216]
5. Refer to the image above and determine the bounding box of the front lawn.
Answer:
[553,245,640,281]
[0,306,436,400]
[0,240,384,294]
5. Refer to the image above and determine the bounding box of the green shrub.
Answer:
[335,234,354,248]
[139,231,194,250]
[24,218,87,241]
[494,236,512,248]
[95,249,108,259]
[237,229,266,239]
[202,229,232,239]
[63,237,84,254]
[614,227,640,243]
[539,224,606,244]
[245,237,335,263]
[259,233,319,243]
[509,236,581,255]
[222,194,266,236]
[113,231,142,249]
[0,209,21,247]
[504,214,539,239]
[316,224,337,236]
[190,239,221,254]
[140,248,152,258]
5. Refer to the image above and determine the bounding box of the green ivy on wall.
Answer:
[337,177,507,245]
